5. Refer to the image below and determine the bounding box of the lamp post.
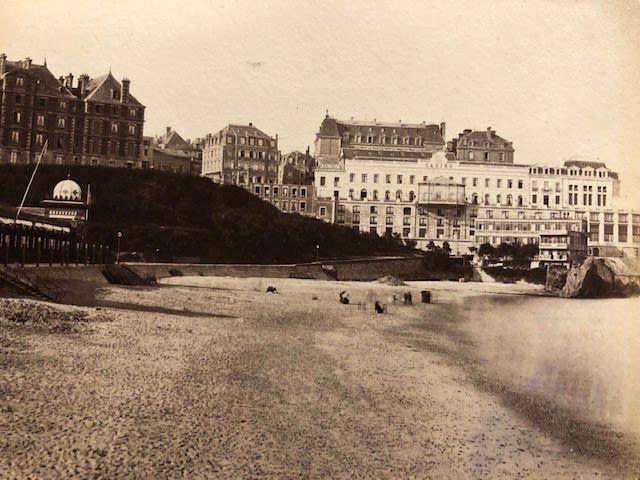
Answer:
[116,231,122,264]
[315,244,319,262]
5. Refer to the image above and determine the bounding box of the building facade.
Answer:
[201,123,279,185]
[151,127,202,175]
[0,55,145,168]
[312,115,640,257]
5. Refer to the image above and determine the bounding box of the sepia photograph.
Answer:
[1,0,639,478]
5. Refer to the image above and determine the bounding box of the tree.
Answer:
[442,241,452,255]
[478,242,495,257]
[427,240,436,251]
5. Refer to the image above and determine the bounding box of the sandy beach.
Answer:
[1,276,639,479]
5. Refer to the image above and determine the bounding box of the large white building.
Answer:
[312,114,639,258]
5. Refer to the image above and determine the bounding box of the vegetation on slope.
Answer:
[0,165,417,263]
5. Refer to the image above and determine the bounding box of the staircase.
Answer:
[0,267,62,303]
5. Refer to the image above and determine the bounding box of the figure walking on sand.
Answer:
[374,301,384,314]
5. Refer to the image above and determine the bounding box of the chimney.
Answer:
[440,122,446,141]
[23,57,32,69]
[59,76,65,85]
[249,122,253,127]
[487,127,492,140]
[65,73,73,90]
[166,126,171,137]
[0,53,6,76]
[121,78,130,103]
[78,73,89,98]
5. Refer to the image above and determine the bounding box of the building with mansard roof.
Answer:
[201,123,279,185]
[311,114,639,259]
[0,54,145,168]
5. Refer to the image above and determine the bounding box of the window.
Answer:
[10,151,18,164]
[320,176,326,186]
[360,189,367,200]
[111,122,118,133]
[373,174,379,183]
[385,216,394,225]
[11,131,19,143]
[16,77,24,87]
[472,178,478,187]
[13,111,22,123]
[468,151,474,160]
[349,173,355,182]
[15,94,22,104]
[409,175,415,184]
[370,206,378,214]
[484,152,489,161]
[240,137,246,145]
[386,174,391,184]
[485,178,490,188]
[58,117,66,128]
[397,175,403,184]
[352,205,360,213]
[319,207,327,216]
[396,190,402,200]
[35,133,44,145]
[518,180,523,189]
[370,216,378,225]
[386,206,394,214]
[258,139,264,146]
[37,114,45,126]
[128,125,136,135]
[497,179,502,188]
[500,152,505,162]
[334,177,340,187]
[361,173,367,183]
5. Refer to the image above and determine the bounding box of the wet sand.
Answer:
[1,277,638,478]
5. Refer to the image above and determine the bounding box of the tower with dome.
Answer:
[41,175,89,224]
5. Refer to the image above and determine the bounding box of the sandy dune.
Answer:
[1,276,638,479]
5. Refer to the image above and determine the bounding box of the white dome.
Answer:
[53,179,82,201]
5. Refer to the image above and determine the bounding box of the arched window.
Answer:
[372,190,378,201]
[518,195,523,206]
[484,194,490,205]
[367,135,373,143]
[396,190,402,200]
[349,189,354,199]
[385,190,391,201]
[360,189,367,200]
[496,194,502,205]
[506,194,513,206]
[409,191,415,201]
[472,193,478,205]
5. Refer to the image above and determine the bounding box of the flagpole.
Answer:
[15,140,47,224]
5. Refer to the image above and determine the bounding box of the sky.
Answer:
[2,0,639,204]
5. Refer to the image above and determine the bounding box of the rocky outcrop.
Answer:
[560,257,640,298]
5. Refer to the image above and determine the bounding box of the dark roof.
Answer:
[457,129,513,151]
[221,124,275,140]
[2,60,75,98]
[338,122,444,144]
[84,72,143,106]
[318,116,341,137]
[343,148,433,161]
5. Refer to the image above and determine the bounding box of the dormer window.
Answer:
[16,77,24,87]
[59,101,67,109]
[415,137,421,145]
[403,137,410,145]
[469,140,474,147]
[240,137,246,145]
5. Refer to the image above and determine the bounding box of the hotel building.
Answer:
[0,54,145,168]
[312,114,639,258]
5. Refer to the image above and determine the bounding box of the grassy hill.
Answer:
[0,165,417,263]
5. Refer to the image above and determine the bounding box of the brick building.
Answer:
[0,54,144,168]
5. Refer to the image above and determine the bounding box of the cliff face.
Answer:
[560,257,640,298]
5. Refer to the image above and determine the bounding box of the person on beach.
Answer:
[374,301,384,313]
[403,291,412,305]
[339,291,350,304]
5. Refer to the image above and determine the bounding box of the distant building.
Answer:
[151,127,202,175]
[279,149,314,185]
[247,183,315,216]
[0,54,145,168]
[538,229,588,267]
[448,127,515,164]
[201,123,279,184]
